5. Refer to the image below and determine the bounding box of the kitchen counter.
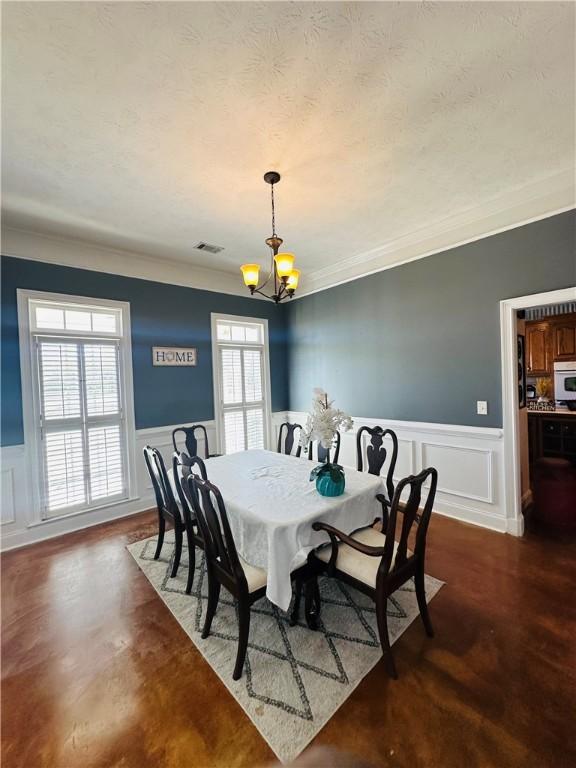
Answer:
[527,408,576,417]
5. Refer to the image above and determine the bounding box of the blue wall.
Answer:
[1,256,288,446]
[287,210,576,428]
[3,211,575,445]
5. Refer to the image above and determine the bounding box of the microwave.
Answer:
[554,361,576,401]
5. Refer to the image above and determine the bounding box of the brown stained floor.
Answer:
[2,511,576,768]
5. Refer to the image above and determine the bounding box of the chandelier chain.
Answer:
[271,182,276,237]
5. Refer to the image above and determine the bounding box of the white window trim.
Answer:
[211,312,273,453]
[16,289,138,526]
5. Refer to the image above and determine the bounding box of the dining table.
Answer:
[174,448,385,613]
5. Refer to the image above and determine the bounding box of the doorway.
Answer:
[500,286,576,534]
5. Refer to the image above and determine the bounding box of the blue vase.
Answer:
[315,465,346,497]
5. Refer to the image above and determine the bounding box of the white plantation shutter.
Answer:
[88,425,124,499]
[35,333,128,517]
[38,342,82,420]
[214,317,269,454]
[84,344,121,416]
[221,348,243,405]
[223,410,245,454]
[243,350,262,403]
[44,429,86,510]
[246,408,264,449]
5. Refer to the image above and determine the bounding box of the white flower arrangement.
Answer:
[300,388,353,452]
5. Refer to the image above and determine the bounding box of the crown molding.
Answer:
[2,168,574,301]
[297,169,575,298]
[0,225,256,299]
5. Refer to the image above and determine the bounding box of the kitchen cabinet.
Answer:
[526,322,550,375]
[553,321,576,360]
[525,314,576,377]
[528,412,576,463]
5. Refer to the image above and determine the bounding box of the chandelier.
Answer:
[240,171,300,303]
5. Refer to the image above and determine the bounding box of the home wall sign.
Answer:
[152,347,197,366]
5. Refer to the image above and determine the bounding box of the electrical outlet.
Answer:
[477,400,488,415]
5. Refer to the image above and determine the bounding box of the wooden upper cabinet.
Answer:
[526,322,550,375]
[553,321,576,360]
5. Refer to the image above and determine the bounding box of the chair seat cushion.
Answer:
[238,555,267,592]
[316,527,411,588]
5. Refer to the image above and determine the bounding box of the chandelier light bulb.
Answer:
[274,253,295,279]
[240,263,260,288]
[286,269,300,291]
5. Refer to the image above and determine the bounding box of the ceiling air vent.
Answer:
[193,241,224,254]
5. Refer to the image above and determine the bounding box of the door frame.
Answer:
[500,286,576,535]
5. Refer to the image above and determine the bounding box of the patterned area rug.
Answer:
[127,532,443,764]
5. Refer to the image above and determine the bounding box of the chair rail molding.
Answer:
[287,411,507,534]
[0,413,289,552]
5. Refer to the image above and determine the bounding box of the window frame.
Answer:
[17,289,138,525]
[211,313,273,454]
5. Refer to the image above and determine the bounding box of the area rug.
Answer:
[127,532,443,764]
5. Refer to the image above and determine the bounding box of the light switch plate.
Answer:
[477,400,488,415]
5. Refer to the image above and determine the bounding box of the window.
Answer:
[19,292,135,520]
[212,315,271,454]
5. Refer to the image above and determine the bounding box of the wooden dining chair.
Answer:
[356,425,398,526]
[143,446,187,579]
[307,432,341,464]
[172,451,208,594]
[310,466,438,679]
[277,422,303,457]
[172,425,221,459]
[186,473,269,680]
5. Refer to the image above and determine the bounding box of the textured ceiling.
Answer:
[2,1,575,283]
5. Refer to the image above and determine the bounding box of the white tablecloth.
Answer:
[186,449,384,611]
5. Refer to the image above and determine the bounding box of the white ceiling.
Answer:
[2,1,575,293]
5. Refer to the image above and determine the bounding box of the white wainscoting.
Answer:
[0,414,289,552]
[0,411,512,551]
[286,411,513,535]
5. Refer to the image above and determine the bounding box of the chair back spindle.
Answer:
[172,451,208,522]
[277,422,302,457]
[172,425,211,459]
[143,446,180,521]
[356,426,398,502]
[308,432,341,463]
[186,475,247,590]
[383,467,437,577]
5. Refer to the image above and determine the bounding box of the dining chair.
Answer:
[172,425,221,459]
[172,451,208,594]
[277,422,303,457]
[310,466,438,679]
[356,425,398,527]
[185,472,269,680]
[143,446,187,579]
[307,432,341,464]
